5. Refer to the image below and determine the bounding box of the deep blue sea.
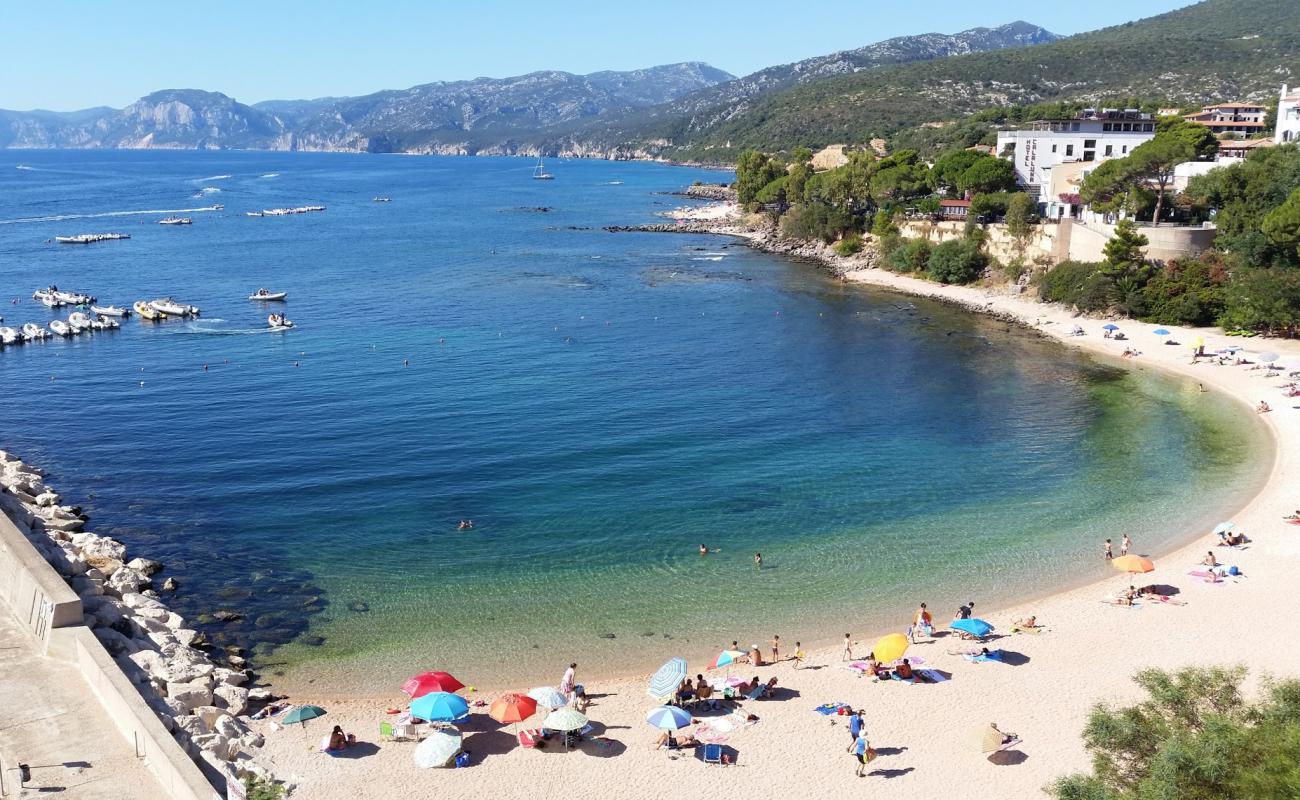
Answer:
[0,151,1267,691]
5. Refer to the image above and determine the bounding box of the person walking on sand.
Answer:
[560,662,577,699]
[847,708,865,745]
[771,634,781,663]
[1104,538,1114,560]
[793,641,805,669]
[851,729,873,777]
[1121,534,1131,556]
[842,633,853,661]
[955,601,974,621]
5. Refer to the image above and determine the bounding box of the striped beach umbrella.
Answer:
[543,707,588,731]
[708,649,746,670]
[647,657,688,700]
[646,705,692,731]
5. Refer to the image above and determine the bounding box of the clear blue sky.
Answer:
[3,0,1194,111]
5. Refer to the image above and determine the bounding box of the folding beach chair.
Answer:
[703,743,723,765]
[379,721,394,741]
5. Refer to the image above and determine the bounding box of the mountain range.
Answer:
[2,1,1296,161]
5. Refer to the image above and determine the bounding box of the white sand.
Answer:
[261,248,1300,799]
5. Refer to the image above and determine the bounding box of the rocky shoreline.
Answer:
[0,450,283,793]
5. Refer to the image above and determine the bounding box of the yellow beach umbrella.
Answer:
[872,633,909,663]
[1112,555,1154,574]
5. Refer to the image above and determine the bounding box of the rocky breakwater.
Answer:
[681,184,736,201]
[0,450,284,792]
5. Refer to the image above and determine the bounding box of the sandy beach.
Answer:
[259,210,1300,799]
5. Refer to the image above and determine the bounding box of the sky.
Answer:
[2,0,1195,111]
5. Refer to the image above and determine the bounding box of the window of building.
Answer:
[1072,122,1081,131]
[1084,139,1096,148]
[1103,123,1113,132]
[1143,124,1154,132]
[1051,144,1057,153]
[1105,145,1114,157]
[1122,146,1129,154]
[1065,144,1074,157]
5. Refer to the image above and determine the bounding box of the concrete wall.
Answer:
[64,627,221,800]
[899,219,1059,264]
[1066,220,1217,263]
[0,506,220,800]
[0,507,82,652]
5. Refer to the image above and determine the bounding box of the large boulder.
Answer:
[106,567,148,597]
[213,685,250,716]
[70,532,126,561]
[127,557,163,576]
[127,650,171,685]
[214,713,247,740]
[165,681,213,711]
[165,649,215,684]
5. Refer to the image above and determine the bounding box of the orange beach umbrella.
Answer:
[1112,555,1154,574]
[489,693,538,725]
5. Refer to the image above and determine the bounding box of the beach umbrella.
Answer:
[412,728,462,769]
[1153,328,1171,336]
[410,691,470,724]
[544,707,588,731]
[645,705,692,732]
[489,693,538,726]
[708,649,746,670]
[1224,346,1242,353]
[281,705,327,727]
[1112,555,1155,574]
[527,687,567,709]
[974,724,1014,753]
[872,633,909,663]
[647,657,689,701]
[1259,352,1280,364]
[402,671,465,698]
[1103,324,1120,331]
[1213,521,1236,535]
[950,618,994,638]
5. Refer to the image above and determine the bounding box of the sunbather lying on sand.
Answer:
[948,646,993,657]
[653,731,699,750]
[1137,586,1187,605]
[1010,616,1042,633]
[1217,530,1248,547]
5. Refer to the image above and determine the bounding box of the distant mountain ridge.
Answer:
[0,63,734,152]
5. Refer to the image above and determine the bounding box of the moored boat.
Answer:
[133,301,164,321]
[159,217,192,225]
[0,326,19,345]
[91,305,130,318]
[67,312,93,333]
[53,290,95,305]
[149,298,200,317]
[48,320,72,337]
[248,289,287,301]
[34,291,63,308]
[21,323,48,341]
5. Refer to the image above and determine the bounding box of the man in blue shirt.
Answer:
[847,709,865,744]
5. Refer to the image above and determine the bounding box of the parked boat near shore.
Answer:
[248,289,287,301]
[0,326,19,345]
[21,323,48,341]
[67,312,93,334]
[91,305,130,318]
[133,301,163,321]
[148,298,200,317]
[48,320,71,337]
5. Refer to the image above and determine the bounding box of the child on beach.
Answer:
[793,642,805,669]
[842,633,853,661]
[1104,539,1113,560]
[771,635,780,663]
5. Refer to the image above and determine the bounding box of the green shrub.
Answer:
[888,238,932,273]
[1002,258,1028,282]
[833,235,864,256]
[1037,260,1103,306]
[927,239,987,284]
[1138,257,1228,326]
[245,776,285,800]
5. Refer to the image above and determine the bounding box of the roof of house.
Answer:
[939,199,972,207]
[1218,138,1274,150]
[1200,102,1266,109]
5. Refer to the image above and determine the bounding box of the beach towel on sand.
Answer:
[918,669,948,683]
[964,650,1005,663]
[814,703,850,716]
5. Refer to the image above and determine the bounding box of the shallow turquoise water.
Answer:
[0,151,1268,691]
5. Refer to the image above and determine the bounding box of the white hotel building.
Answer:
[996,109,1157,215]
[1277,85,1300,144]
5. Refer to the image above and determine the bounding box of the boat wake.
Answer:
[193,174,233,182]
[0,205,224,225]
[691,256,725,261]
[15,164,36,171]
[259,173,280,179]
[198,187,222,194]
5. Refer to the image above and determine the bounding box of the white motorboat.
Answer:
[149,298,200,317]
[48,320,72,337]
[53,290,95,305]
[97,316,120,330]
[0,327,19,345]
[21,323,48,341]
[67,312,93,333]
[248,289,287,301]
[373,196,391,202]
[54,233,130,244]
[33,290,64,308]
[158,217,192,225]
[91,305,130,317]
[268,313,294,330]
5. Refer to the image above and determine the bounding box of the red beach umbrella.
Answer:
[402,671,466,698]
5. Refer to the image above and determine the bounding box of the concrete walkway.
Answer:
[0,613,164,799]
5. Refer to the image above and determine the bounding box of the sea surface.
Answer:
[0,151,1269,692]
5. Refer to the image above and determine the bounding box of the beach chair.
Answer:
[379,721,394,741]
[742,684,764,701]
[703,743,724,765]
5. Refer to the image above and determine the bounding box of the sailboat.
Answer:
[532,159,554,180]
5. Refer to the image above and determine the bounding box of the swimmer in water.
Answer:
[699,544,708,555]
[754,552,763,569]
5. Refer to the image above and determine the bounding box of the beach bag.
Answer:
[1229,566,1240,576]
[454,751,471,768]
[864,747,878,763]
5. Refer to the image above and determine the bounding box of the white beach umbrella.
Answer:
[527,686,567,709]
[412,728,462,769]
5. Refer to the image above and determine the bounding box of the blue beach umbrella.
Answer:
[1213,521,1235,535]
[1259,352,1280,364]
[950,618,994,638]
[648,657,689,701]
[1153,328,1171,336]
[410,691,470,724]
[1102,324,1120,331]
[645,705,692,731]
[281,705,327,727]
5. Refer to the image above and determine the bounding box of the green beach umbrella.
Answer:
[544,707,588,731]
[412,728,462,769]
[282,705,327,727]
